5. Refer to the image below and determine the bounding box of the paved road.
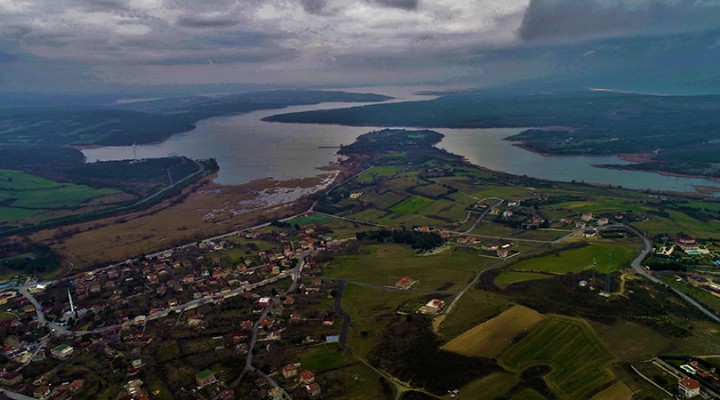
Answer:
[211,252,309,400]
[625,225,720,323]
[0,388,36,400]
[462,199,504,234]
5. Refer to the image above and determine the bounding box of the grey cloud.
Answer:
[519,0,720,42]
[76,0,128,12]
[177,17,240,29]
[369,0,419,11]
[300,0,327,15]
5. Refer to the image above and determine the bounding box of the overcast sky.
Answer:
[2,0,720,92]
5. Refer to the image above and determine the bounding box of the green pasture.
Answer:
[356,165,402,183]
[494,270,555,289]
[508,241,637,274]
[326,244,495,291]
[389,195,435,215]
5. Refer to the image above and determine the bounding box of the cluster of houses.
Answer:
[279,364,321,398]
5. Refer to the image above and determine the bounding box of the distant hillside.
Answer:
[0,90,392,148]
[264,91,720,177]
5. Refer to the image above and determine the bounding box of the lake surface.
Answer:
[83,87,720,194]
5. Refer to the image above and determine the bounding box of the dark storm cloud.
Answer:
[519,0,720,42]
[370,0,419,11]
[177,16,240,29]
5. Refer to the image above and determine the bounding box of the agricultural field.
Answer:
[434,288,512,341]
[285,213,334,226]
[325,244,495,291]
[499,316,615,399]
[632,209,720,238]
[389,195,435,215]
[455,372,519,399]
[494,270,554,288]
[355,165,402,183]
[507,241,638,274]
[441,305,545,358]
[0,169,119,225]
[589,382,633,400]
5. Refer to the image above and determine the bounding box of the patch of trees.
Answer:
[356,229,445,251]
[369,314,499,393]
[0,241,61,274]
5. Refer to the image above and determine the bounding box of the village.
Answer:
[0,221,353,400]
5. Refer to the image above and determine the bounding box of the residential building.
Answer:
[196,369,217,387]
[299,370,315,385]
[679,377,701,398]
[282,364,298,379]
[51,344,74,359]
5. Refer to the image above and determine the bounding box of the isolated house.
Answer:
[678,377,700,398]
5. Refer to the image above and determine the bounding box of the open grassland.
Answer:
[590,320,670,361]
[499,316,615,399]
[494,270,555,289]
[471,185,533,200]
[362,190,407,210]
[589,382,633,400]
[341,283,420,357]
[285,213,334,226]
[456,372,519,400]
[632,210,720,238]
[325,244,495,291]
[441,305,545,358]
[435,288,512,341]
[297,344,397,399]
[508,241,637,274]
[389,195,435,215]
[657,274,720,314]
[355,165,402,183]
[0,169,118,224]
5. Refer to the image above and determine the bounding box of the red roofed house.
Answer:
[597,217,609,226]
[679,377,701,398]
[282,364,298,379]
[299,370,315,385]
[306,382,322,397]
[677,237,700,252]
[322,315,334,326]
[395,276,414,289]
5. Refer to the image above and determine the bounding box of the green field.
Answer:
[326,244,495,291]
[341,283,420,357]
[436,288,512,341]
[389,195,435,215]
[456,372,519,399]
[632,210,720,238]
[499,316,615,399]
[508,241,637,274]
[286,214,335,226]
[494,270,555,288]
[0,169,118,224]
[356,165,402,183]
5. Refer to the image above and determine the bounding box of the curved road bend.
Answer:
[625,226,720,324]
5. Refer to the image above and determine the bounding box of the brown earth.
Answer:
[18,155,365,273]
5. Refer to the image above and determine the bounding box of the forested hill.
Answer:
[0,90,391,147]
